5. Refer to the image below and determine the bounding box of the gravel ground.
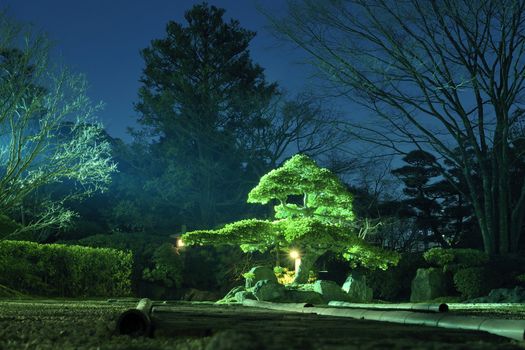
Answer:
[0,299,524,350]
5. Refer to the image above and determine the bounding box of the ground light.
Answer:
[289,249,301,274]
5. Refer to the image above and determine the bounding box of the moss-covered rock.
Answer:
[252,280,285,301]
[342,272,373,302]
[313,280,349,303]
[410,268,449,302]
[244,266,277,288]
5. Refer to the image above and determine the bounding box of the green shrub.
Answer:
[453,267,495,299]
[0,214,21,239]
[69,232,166,290]
[516,273,525,285]
[424,248,488,271]
[366,252,425,301]
[0,240,132,297]
[423,248,455,267]
[142,243,183,288]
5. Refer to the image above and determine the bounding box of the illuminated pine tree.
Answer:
[183,154,399,284]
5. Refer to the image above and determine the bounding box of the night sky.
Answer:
[3,0,313,141]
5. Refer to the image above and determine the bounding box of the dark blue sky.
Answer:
[4,0,313,140]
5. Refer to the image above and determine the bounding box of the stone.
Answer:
[410,268,448,302]
[467,286,525,303]
[252,280,285,301]
[184,288,219,301]
[342,272,373,302]
[245,266,277,288]
[282,289,325,304]
[313,280,349,303]
[235,291,256,303]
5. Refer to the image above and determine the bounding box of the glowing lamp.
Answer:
[176,237,185,248]
[289,250,300,259]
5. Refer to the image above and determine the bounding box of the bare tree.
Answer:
[241,93,349,177]
[0,13,116,238]
[271,0,525,255]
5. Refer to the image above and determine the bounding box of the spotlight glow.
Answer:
[289,250,300,259]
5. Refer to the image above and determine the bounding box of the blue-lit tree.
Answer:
[0,14,116,239]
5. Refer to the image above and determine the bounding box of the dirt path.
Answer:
[0,300,523,349]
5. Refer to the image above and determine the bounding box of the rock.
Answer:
[410,268,449,302]
[313,280,349,303]
[235,291,256,303]
[282,289,325,304]
[467,286,525,303]
[342,272,373,302]
[184,288,220,301]
[252,280,285,301]
[245,266,277,288]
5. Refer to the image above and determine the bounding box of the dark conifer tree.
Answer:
[135,3,278,228]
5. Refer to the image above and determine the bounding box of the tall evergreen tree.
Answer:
[392,150,476,248]
[135,3,278,228]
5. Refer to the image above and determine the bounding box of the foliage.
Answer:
[392,150,476,247]
[70,232,166,290]
[275,0,525,255]
[343,242,401,271]
[366,253,425,301]
[134,3,278,228]
[183,154,399,284]
[142,243,183,288]
[453,267,495,300]
[0,14,116,236]
[0,214,21,239]
[272,266,316,285]
[242,272,256,280]
[424,248,489,271]
[516,273,525,285]
[0,240,131,296]
[248,154,354,224]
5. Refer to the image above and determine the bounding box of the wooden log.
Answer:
[116,298,154,337]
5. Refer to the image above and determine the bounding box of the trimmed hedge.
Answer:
[70,233,168,292]
[423,248,488,272]
[0,240,132,297]
[453,266,497,299]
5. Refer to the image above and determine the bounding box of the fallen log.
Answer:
[328,301,448,313]
[116,298,154,337]
[242,299,525,341]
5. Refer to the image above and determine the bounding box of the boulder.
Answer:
[410,268,448,302]
[342,272,373,302]
[467,286,525,303]
[184,288,220,301]
[282,289,325,304]
[252,280,285,301]
[313,280,349,303]
[235,291,256,303]
[245,266,277,288]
